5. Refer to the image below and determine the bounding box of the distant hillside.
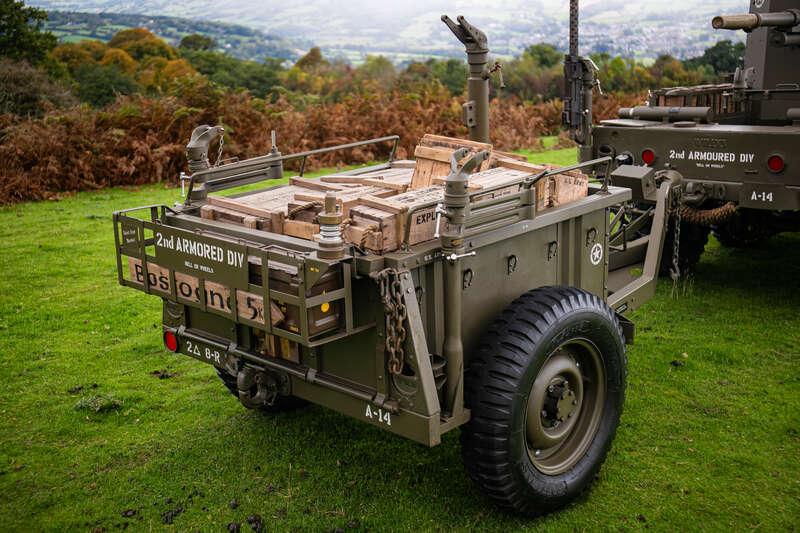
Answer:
[33,0,747,61]
[45,11,303,61]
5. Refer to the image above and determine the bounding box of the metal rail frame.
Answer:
[113,206,360,347]
[185,136,400,200]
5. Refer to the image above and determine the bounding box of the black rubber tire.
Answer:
[659,217,709,277]
[712,209,776,248]
[460,286,627,516]
[215,368,307,413]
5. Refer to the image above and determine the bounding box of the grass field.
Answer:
[0,149,798,532]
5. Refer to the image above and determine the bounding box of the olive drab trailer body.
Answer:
[580,0,800,260]
[114,9,678,516]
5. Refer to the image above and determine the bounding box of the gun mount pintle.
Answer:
[442,15,491,144]
[186,125,224,173]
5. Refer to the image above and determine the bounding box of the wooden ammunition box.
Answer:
[255,263,343,338]
[193,135,588,255]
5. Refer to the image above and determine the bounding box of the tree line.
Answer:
[0,1,742,204]
[1,0,744,116]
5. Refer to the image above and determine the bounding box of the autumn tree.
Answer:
[179,34,216,51]
[503,43,564,101]
[684,40,745,76]
[100,48,137,75]
[181,50,283,98]
[0,0,57,64]
[398,58,467,96]
[353,55,395,91]
[650,54,710,88]
[295,46,326,70]
[73,63,138,107]
[50,40,109,74]
[108,27,177,61]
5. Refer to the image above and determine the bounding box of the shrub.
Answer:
[0,58,75,116]
[0,86,639,204]
[74,63,139,107]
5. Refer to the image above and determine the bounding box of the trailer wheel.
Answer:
[215,368,307,413]
[460,286,626,516]
[659,217,709,276]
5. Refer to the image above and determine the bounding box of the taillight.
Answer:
[163,330,178,352]
[641,149,656,166]
[767,154,785,173]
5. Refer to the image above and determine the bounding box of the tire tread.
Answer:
[460,286,627,515]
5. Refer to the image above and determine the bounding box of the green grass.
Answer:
[1,153,798,531]
[517,144,578,167]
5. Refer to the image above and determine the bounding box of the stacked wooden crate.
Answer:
[489,156,588,209]
[197,134,589,254]
[410,134,492,189]
[200,171,407,241]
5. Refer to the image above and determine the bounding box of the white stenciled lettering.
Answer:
[688,151,736,162]
[364,404,392,426]
[227,250,245,268]
[156,232,245,268]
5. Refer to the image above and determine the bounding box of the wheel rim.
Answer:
[525,339,606,475]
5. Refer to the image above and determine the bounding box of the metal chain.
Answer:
[374,268,407,375]
[214,133,224,167]
[670,190,682,281]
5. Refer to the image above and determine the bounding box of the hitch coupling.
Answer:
[236,365,287,409]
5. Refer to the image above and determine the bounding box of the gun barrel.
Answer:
[712,10,800,31]
[619,106,712,123]
[772,32,800,46]
[569,0,579,57]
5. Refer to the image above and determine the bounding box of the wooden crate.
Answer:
[195,136,587,251]
[346,187,444,253]
[319,167,413,191]
[550,174,588,207]
[289,185,396,219]
[344,203,399,252]
[410,134,492,189]
[468,167,532,204]
[206,185,309,234]
[200,204,270,230]
[493,157,588,210]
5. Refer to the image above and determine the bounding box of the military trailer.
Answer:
[579,0,800,272]
[114,13,677,515]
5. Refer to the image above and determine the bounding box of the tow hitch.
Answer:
[236,366,288,409]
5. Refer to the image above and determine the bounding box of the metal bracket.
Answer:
[446,251,476,263]
[507,254,518,274]
[433,203,446,238]
[462,268,474,289]
[547,241,559,261]
[463,101,477,128]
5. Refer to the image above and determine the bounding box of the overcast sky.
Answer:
[34,0,750,58]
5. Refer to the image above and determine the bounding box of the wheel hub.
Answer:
[525,341,606,475]
[541,379,579,428]
[555,383,578,422]
[527,354,584,450]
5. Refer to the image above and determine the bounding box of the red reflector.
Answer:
[641,149,656,166]
[767,155,785,173]
[163,331,178,352]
